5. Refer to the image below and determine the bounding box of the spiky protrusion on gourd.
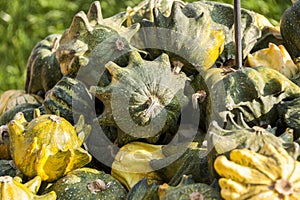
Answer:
[56,1,140,83]
[126,0,186,26]
[91,51,189,146]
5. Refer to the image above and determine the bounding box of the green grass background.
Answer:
[0,0,292,94]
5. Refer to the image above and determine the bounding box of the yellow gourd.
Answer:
[6,111,92,182]
[0,176,56,200]
[246,43,300,79]
[214,144,300,199]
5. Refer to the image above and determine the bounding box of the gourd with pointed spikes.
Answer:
[91,51,189,146]
[191,65,300,132]
[137,1,225,74]
[56,1,140,86]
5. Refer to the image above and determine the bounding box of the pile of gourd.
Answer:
[1,0,300,199]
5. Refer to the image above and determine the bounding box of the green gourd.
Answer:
[44,167,127,200]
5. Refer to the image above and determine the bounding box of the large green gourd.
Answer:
[192,66,300,130]
[91,51,189,146]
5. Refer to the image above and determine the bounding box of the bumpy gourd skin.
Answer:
[214,144,300,200]
[0,176,56,200]
[44,167,127,200]
[7,112,91,182]
[91,51,189,146]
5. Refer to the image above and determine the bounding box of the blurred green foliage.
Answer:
[0,0,292,94]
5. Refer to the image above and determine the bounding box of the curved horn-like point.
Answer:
[87,1,103,25]
[121,23,140,41]
[170,1,187,25]
[128,51,144,66]
[105,61,127,80]
[23,176,42,193]
[155,53,171,68]
[69,11,93,37]
[104,11,128,28]
[90,86,112,102]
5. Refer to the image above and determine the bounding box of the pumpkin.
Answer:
[0,176,56,200]
[43,76,94,124]
[56,1,139,88]
[214,144,300,199]
[6,111,92,182]
[4,94,43,114]
[43,167,127,200]
[91,51,189,146]
[280,1,300,60]
[0,90,43,116]
[25,34,62,96]
[136,0,262,74]
[158,175,220,200]
[0,90,24,116]
[208,113,297,155]
[246,43,300,79]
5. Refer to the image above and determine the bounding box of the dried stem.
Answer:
[234,0,243,69]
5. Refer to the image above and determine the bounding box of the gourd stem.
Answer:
[234,0,243,69]
[144,95,162,119]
